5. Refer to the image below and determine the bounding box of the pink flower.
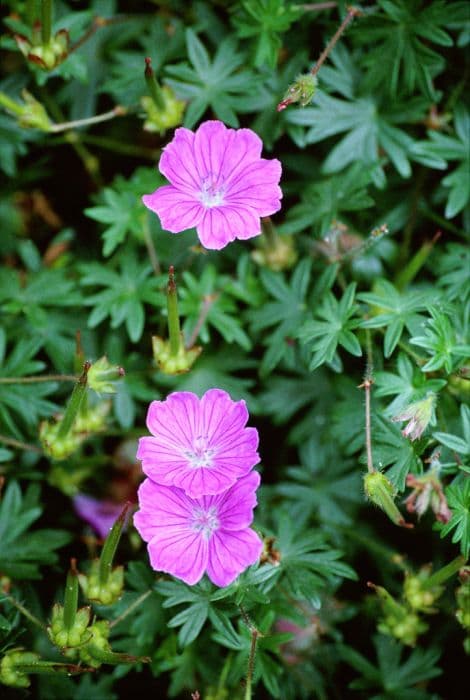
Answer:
[136,389,259,498]
[73,494,124,539]
[134,471,263,587]
[142,120,282,250]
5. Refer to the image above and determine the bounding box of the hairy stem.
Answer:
[311,6,361,77]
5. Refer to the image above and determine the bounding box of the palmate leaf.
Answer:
[231,0,302,68]
[356,0,457,100]
[0,481,70,579]
[80,250,166,343]
[247,259,312,375]
[285,45,428,183]
[0,331,58,438]
[359,279,436,357]
[339,635,441,699]
[409,306,470,374]
[372,416,421,491]
[298,283,362,372]
[438,478,470,557]
[411,104,470,218]
[165,29,259,127]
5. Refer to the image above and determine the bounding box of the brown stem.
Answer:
[186,294,219,350]
[0,374,77,384]
[311,6,361,77]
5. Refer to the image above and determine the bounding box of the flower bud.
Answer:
[0,650,39,688]
[277,74,317,111]
[152,335,202,374]
[364,471,412,528]
[39,419,86,460]
[47,603,91,650]
[87,356,125,395]
[141,89,186,135]
[15,28,69,70]
[403,568,443,613]
[78,560,124,606]
[368,582,427,646]
[392,393,436,441]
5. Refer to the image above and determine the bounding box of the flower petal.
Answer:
[133,480,208,586]
[215,471,261,530]
[226,159,283,217]
[197,207,261,249]
[158,127,200,191]
[193,121,263,185]
[142,185,203,233]
[206,527,263,587]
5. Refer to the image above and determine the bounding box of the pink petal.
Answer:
[206,528,263,587]
[200,389,248,443]
[158,127,200,191]
[225,159,283,217]
[173,465,239,499]
[134,480,208,585]
[147,528,208,585]
[193,121,263,186]
[197,207,261,249]
[216,471,261,530]
[142,185,203,233]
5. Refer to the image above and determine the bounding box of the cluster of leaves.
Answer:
[0,1,468,698]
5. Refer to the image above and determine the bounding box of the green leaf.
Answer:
[0,481,70,579]
[439,479,470,557]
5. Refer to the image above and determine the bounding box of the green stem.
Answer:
[6,595,46,630]
[245,627,258,700]
[395,231,442,290]
[423,556,466,590]
[167,267,182,357]
[41,0,53,45]
[63,561,79,631]
[26,0,37,26]
[109,590,152,629]
[99,503,131,585]
[56,363,90,440]
[49,106,126,133]
[143,213,161,274]
[78,133,160,160]
[0,374,76,384]
[0,92,24,117]
[144,57,166,111]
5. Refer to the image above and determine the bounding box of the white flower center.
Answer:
[199,175,225,208]
[184,435,216,469]
[191,505,219,538]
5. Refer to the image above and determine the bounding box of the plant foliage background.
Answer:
[0,0,469,698]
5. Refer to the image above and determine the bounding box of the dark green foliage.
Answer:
[0,1,468,698]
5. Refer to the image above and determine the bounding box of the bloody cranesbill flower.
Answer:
[142,120,282,250]
[136,389,259,498]
[134,471,263,587]
[73,494,124,539]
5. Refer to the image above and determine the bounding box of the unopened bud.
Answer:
[277,74,317,111]
[47,603,91,650]
[87,356,125,395]
[78,560,124,606]
[0,650,39,688]
[152,335,202,374]
[364,471,412,528]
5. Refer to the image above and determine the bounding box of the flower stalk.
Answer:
[41,0,53,46]
[167,266,182,357]
[98,503,131,586]
[144,57,166,111]
[63,560,79,632]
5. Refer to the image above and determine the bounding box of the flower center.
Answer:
[199,174,225,208]
[191,505,219,539]
[184,435,216,469]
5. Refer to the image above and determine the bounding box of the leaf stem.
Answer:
[423,556,466,590]
[239,605,260,700]
[360,331,375,474]
[167,267,182,357]
[186,294,219,350]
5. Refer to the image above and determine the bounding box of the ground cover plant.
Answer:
[0,1,469,698]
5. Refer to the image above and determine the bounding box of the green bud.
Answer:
[456,568,470,631]
[0,650,39,688]
[47,603,91,650]
[87,356,125,395]
[152,335,202,374]
[78,560,124,606]
[364,471,412,528]
[277,73,317,111]
[141,90,186,135]
[403,569,443,613]
[40,419,86,460]
[78,621,111,668]
[368,582,427,646]
[74,401,111,433]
